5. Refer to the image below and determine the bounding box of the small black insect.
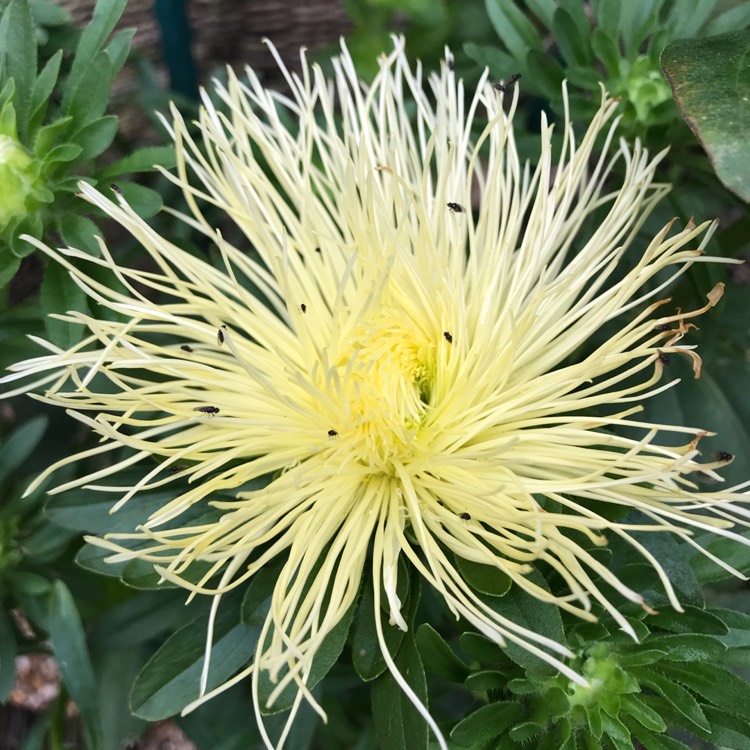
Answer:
[300,303,307,313]
[493,73,521,92]
[459,512,471,521]
[314,246,322,254]
[328,429,338,438]
[447,202,464,213]
[169,464,188,473]
[110,183,121,194]
[654,324,673,332]
[194,405,220,415]
[180,344,194,353]
[657,352,670,366]
[443,331,453,344]
[217,325,227,345]
[447,57,455,71]
[716,450,734,462]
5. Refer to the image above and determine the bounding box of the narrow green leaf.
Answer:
[705,3,750,36]
[130,593,257,720]
[105,27,135,75]
[28,50,62,137]
[620,693,666,732]
[415,623,468,682]
[352,573,409,681]
[40,260,88,348]
[100,145,179,179]
[66,50,113,127]
[646,605,728,635]
[484,0,544,61]
[63,0,126,111]
[662,30,750,201]
[644,633,726,662]
[701,705,750,749]
[630,727,691,750]
[632,667,710,732]
[0,0,36,137]
[44,581,104,750]
[0,414,47,483]
[71,115,118,160]
[655,661,750,721]
[372,635,429,750]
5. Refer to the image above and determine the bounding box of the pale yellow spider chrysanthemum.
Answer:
[3,39,749,748]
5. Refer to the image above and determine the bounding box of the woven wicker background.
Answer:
[57,0,351,81]
[53,0,351,142]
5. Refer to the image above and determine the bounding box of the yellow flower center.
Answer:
[333,303,435,472]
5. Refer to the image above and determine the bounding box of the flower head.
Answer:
[4,39,749,748]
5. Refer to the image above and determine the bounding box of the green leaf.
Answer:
[372,635,429,750]
[34,115,73,157]
[631,666,710,732]
[28,50,62,137]
[71,115,118,161]
[43,142,83,166]
[0,414,47,483]
[620,693,666,732]
[0,608,18,701]
[483,572,565,675]
[643,633,727,662]
[485,0,544,62]
[662,30,750,201]
[116,181,163,217]
[645,605,728,635]
[655,661,750,721]
[130,592,258,720]
[40,259,88,348]
[352,571,409,681]
[65,50,113,127]
[90,590,189,649]
[464,669,509,691]
[631,727,691,750]
[0,0,37,138]
[700,705,750,749]
[252,561,360,714]
[100,145,178,178]
[0,253,21,288]
[58,212,101,255]
[42,581,103,750]
[415,623,468,682]
[105,27,135,75]
[63,0,126,112]
[454,556,511,597]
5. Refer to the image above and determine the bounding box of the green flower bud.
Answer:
[0,133,43,232]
